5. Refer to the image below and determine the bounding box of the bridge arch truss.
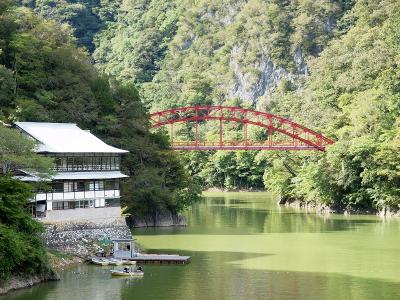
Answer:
[149,106,334,151]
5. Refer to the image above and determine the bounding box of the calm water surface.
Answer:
[4,192,400,300]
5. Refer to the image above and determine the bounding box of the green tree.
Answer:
[0,177,52,280]
[0,125,53,175]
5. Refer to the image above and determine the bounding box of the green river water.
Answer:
[3,192,400,300]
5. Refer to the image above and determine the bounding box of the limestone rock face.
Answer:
[228,44,306,107]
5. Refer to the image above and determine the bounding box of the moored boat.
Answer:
[91,258,109,266]
[122,260,136,265]
[109,258,123,266]
[110,270,144,277]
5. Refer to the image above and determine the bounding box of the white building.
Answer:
[14,122,129,223]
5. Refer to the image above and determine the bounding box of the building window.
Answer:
[75,199,95,208]
[93,157,101,170]
[67,157,74,171]
[74,181,85,192]
[54,157,67,171]
[64,182,74,193]
[53,201,63,210]
[85,181,94,191]
[104,157,111,170]
[94,180,104,191]
[52,182,64,193]
[50,180,119,193]
[83,157,92,170]
[52,155,121,171]
[105,179,118,190]
[53,201,74,210]
[74,157,84,171]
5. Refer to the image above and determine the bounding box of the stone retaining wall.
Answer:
[43,217,131,257]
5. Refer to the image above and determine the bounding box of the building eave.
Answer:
[16,171,129,182]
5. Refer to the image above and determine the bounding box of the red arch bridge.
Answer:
[149,106,334,151]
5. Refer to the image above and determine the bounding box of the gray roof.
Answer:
[14,122,128,154]
[16,171,129,182]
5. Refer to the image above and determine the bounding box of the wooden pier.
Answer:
[131,254,191,265]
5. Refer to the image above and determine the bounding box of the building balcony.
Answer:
[33,189,120,202]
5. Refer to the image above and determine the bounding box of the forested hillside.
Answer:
[0,0,199,218]
[17,0,121,52]
[265,0,400,212]
[12,0,400,213]
[0,0,199,281]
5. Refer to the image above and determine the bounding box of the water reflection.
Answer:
[3,192,400,300]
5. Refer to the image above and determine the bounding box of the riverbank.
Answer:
[204,187,265,193]
[0,250,85,296]
[48,250,85,270]
[281,199,400,217]
[0,268,59,295]
[127,210,187,227]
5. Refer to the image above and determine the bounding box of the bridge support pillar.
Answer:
[268,127,272,147]
[195,121,198,146]
[170,123,174,145]
[244,122,248,146]
[219,118,223,146]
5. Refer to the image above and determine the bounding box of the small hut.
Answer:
[112,238,134,259]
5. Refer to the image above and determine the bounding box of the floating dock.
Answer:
[131,254,191,265]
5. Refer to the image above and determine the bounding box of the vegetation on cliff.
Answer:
[264,0,400,212]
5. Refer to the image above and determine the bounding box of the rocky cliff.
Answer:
[127,210,187,228]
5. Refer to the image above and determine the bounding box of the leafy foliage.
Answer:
[17,0,122,52]
[0,176,51,280]
[264,0,400,211]
[94,83,201,217]
[1,2,200,216]
[0,126,53,175]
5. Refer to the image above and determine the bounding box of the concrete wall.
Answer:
[41,206,122,223]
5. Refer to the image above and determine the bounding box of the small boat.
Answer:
[91,258,109,266]
[122,260,136,265]
[110,270,144,277]
[109,258,123,266]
